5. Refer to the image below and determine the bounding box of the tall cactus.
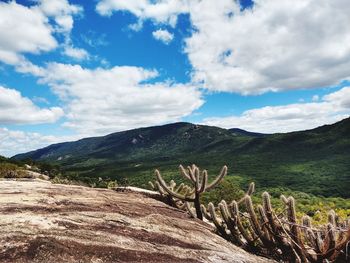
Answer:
[154,164,227,220]
[202,183,350,262]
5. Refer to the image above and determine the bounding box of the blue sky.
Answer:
[1,0,350,156]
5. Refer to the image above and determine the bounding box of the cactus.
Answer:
[153,164,227,220]
[203,183,350,262]
[151,166,350,262]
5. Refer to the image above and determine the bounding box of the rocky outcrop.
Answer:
[0,179,273,262]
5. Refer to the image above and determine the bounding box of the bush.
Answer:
[0,163,29,178]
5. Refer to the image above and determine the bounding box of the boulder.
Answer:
[0,179,274,263]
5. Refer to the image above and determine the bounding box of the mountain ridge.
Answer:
[12,117,350,198]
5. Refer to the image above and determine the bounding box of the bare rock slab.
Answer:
[0,179,273,263]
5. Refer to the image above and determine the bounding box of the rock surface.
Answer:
[0,179,273,263]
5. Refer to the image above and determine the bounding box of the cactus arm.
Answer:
[244,195,275,249]
[218,200,246,247]
[179,165,191,181]
[286,197,309,262]
[155,170,195,201]
[148,181,155,190]
[208,202,230,239]
[169,180,176,190]
[200,204,212,221]
[185,201,197,218]
[187,165,196,182]
[205,165,227,191]
[280,194,288,204]
[262,192,297,259]
[198,170,208,193]
[302,216,316,249]
[321,223,336,259]
[328,210,336,227]
[230,200,255,246]
[237,182,255,204]
[245,196,264,238]
[174,183,185,193]
[194,167,200,191]
[246,182,255,196]
[154,181,167,196]
[262,192,281,234]
[257,204,272,241]
[301,216,319,251]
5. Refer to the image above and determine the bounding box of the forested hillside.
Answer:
[13,117,350,198]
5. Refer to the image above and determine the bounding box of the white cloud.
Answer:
[0,86,64,125]
[0,0,85,67]
[37,0,83,33]
[312,95,320,102]
[189,0,350,94]
[81,31,108,48]
[96,0,188,27]
[63,46,90,60]
[0,127,78,157]
[202,87,350,133]
[98,0,350,94]
[152,29,174,44]
[13,57,46,77]
[38,63,203,135]
[0,1,57,65]
[128,20,144,32]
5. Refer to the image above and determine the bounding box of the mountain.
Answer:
[229,128,268,137]
[13,118,350,198]
[13,122,248,162]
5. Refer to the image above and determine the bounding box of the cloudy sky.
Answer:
[1,0,350,156]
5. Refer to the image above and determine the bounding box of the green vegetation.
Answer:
[0,162,26,178]
[0,155,27,178]
[12,118,350,217]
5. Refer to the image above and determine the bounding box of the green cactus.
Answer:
[154,164,227,220]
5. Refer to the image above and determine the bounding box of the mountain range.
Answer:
[13,117,350,198]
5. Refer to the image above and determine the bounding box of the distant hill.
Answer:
[13,122,247,162]
[229,128,268,137]
[13,118,350,198]
[1,155,20,165]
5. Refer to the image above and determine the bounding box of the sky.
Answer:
[1,0,350,157]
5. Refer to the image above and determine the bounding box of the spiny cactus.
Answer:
[151,164,227,220]
[149,179,187,210]
[202,183,350,262]
[150,166,349,262]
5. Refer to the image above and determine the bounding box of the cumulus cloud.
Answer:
[38,63,203,135]
[0,86,63,125]
[37,0,82,33]
[0,0,85,67]
[152,29,174,44]
[97,0,350,94]
[62,45,90,60]
[202,87,350,133]
[0,1,57,65]
[0,127,79,157]
[37,0,88,60]
[96,0,188,27]
[186,0,350,94]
